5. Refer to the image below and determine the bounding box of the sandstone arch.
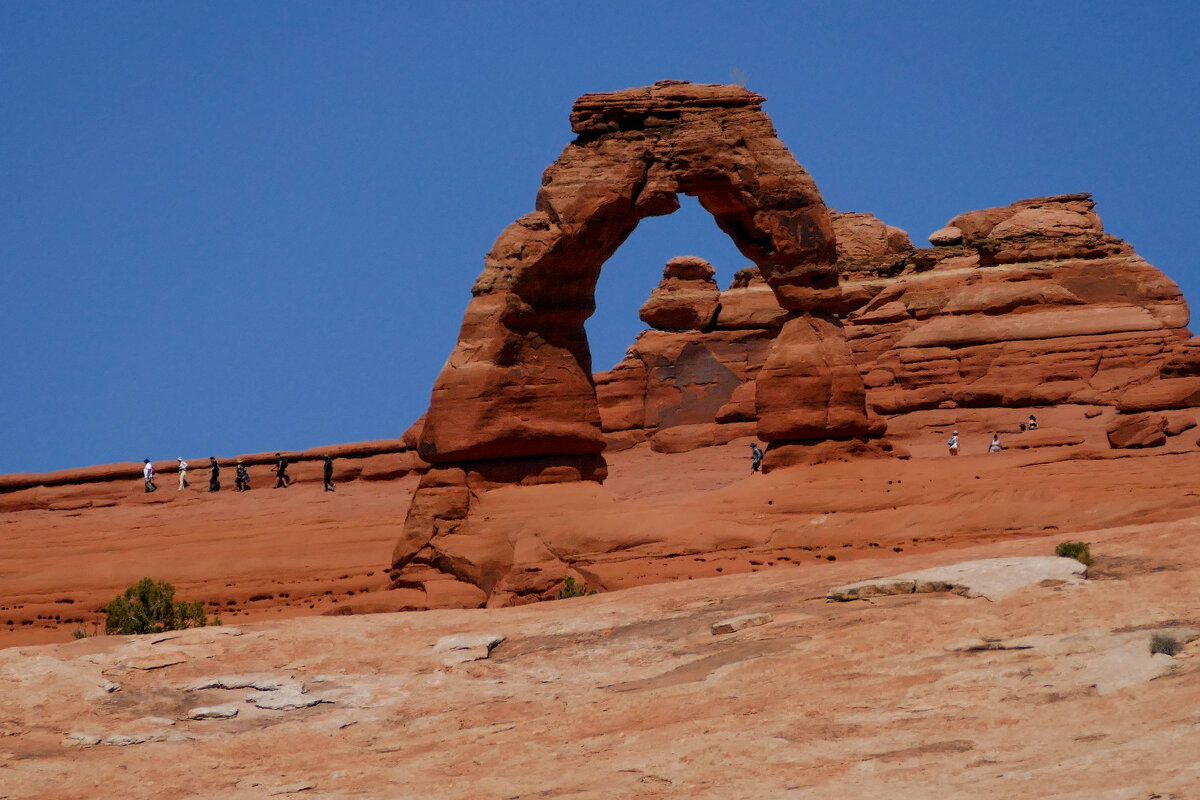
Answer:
[392,82,886,598]
[418,80,861,465]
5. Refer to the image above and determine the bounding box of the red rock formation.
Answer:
[0,438,427,513]
[417,81,849,467]
[849,194,1188,416]
[638,255,720,331]
[395,83,1194,606]
[594,194,1194,460]
[397,81,884,598]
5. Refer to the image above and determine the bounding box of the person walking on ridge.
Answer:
[142,459,157,493]
[948,430,959,456]
[177,457,188,490]
[235,459,250,492]
[208,457,221,492]
[323,455,335,492]
[749,442,764,473]
[274,452,291,488]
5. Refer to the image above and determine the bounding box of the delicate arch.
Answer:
[419,81,847,464]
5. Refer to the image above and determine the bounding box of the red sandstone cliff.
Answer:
[595,193,1193,456]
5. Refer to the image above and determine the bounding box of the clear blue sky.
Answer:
[3,2,1198,473]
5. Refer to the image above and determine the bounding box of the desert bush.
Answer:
[1150,633,1182,656]
[104,577,210,635]
[71,627,87,640]
[1054,541,1093,566]
[557,576,597,599]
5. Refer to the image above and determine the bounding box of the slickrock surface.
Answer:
[3,510,1199,799]
[826,556,1088,601]
[7,419,1200,641]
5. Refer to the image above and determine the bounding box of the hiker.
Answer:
[235,459,250,492]
[274,452,291,488]
[749,442,764,473]
[142,459,157,493]
[177,457,188,490]
[208,457,221,492]
[1027,414,1038,430]
[989,433,1003,453]
[948,430,959,456]
[323,455,335,492]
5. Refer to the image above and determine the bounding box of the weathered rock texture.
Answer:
[398,81,883,598]
[392,84,1192,608]
[638,255,720,331]
[418,81,864,466]
[594,194,1194,458]
[847,194,1190,418]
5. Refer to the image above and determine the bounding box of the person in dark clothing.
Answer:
[208,457,221,492]
[235,459,250,492]
[274,452,291,488]
[749,442,764,473]
[323,455,335,492]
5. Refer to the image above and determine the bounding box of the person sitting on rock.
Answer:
[208,457,221,493]
[235,459,250,492]
[989,433,1003,453]
[1027,414,1038,430]
[142,459,157,493]
[749,442,764,473]
[948,431,959,456]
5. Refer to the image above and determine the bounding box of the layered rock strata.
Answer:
[595,194,1193,456]
[396,81,883,599]
[638,255,720,331]
[0,433,427,514]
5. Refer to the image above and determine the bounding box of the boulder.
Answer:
[639,256,720,331]
[1117,378,1200,412]
[928,226,963,246]
[1106,413,1167,449]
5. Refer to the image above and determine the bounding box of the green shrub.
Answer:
[1054,541,1093,566]
[556,576,597,600]
[104,578,210,635]
[1150,633,1182,656]
[71,627,87,640]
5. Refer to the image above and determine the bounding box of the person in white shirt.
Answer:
[143,459,157,493]
[177,457,189,490]
[947,431,959,456]
[989,433,1002,453]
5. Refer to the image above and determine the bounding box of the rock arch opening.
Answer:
[587,194,746,372]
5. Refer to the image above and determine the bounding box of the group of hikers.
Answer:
[745,414,1041,471]
[141,453,336,494]
[947,414,1037,456]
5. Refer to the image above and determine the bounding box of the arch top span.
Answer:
[420,81,870,465]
